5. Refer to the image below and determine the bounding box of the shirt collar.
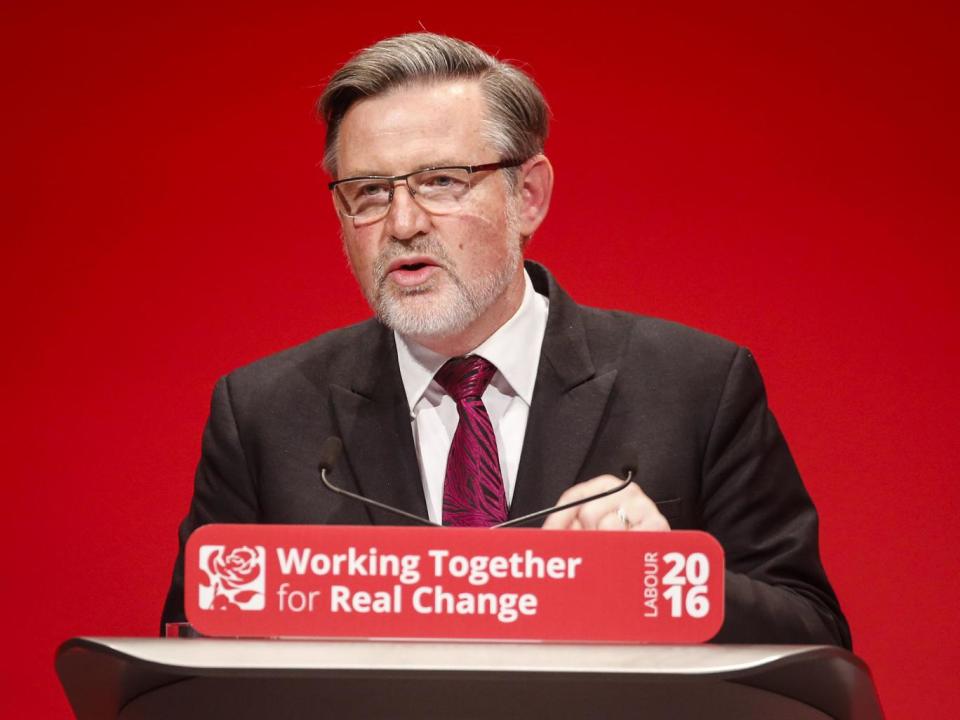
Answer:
[395,269,549,410]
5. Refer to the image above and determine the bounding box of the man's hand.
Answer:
[542,475,671,531]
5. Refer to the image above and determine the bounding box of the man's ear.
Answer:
[515,154,554,238]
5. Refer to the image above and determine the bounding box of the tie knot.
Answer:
[435,355,497,402]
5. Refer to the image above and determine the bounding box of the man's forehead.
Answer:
[336,79,492,176]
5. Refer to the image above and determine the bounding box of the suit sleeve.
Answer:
[701,347,851,648]
[160,375,259,631]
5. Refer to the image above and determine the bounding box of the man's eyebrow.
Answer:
[337,169,390,179]
[340,160,466,179]
[415,159,463,170]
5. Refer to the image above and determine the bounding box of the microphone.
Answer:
[318,436,343,471]
[318,436,637,529]
[318,436,439,526]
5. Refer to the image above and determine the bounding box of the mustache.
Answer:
[373,236,456,287]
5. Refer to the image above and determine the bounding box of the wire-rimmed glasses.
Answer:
[329,158,525,225]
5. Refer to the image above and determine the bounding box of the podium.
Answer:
[56,638,883,719]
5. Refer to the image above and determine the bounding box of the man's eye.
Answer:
[425,174,456,187]
[355,182,390,198]
[418,172,467,190]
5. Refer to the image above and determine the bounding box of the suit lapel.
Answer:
[330,326,428,525]
[510,263,618,521]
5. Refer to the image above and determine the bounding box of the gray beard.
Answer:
[370,234,522,339]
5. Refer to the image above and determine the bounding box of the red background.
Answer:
[4,2,958,716]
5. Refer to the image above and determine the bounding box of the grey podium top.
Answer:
[56,638,884,720]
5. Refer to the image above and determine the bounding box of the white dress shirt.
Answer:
[395,270,550,523]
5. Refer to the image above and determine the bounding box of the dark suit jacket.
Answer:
[163,261,851,647]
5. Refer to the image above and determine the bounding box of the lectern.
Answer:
[56,638,883,719]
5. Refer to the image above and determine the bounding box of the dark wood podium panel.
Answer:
[56,638,883,720]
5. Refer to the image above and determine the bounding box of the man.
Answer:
[163,33,850,647]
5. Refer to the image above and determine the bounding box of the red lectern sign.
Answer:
[185,525,724,643]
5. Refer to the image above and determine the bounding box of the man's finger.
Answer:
[541,485,590,529]
[596,511,628,531]
[629,511,671,532]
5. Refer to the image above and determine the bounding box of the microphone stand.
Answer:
[320,441,635,529]
[320,466,441,527]
[490,471,633,528]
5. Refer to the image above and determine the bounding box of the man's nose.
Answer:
[384,183,432,241]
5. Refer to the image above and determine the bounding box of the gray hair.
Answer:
[318,33,549,178]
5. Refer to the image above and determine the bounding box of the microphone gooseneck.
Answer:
[491,469,635,529]
[318,436,439,526]
[493,445,641,528]
[318,437,638,529]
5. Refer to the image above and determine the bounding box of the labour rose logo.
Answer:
[198,545,266,610]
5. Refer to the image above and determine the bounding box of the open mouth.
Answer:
[386,257,440,287]
[387,256,438,274]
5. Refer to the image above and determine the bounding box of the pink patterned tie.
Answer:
[435,356,508,527]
